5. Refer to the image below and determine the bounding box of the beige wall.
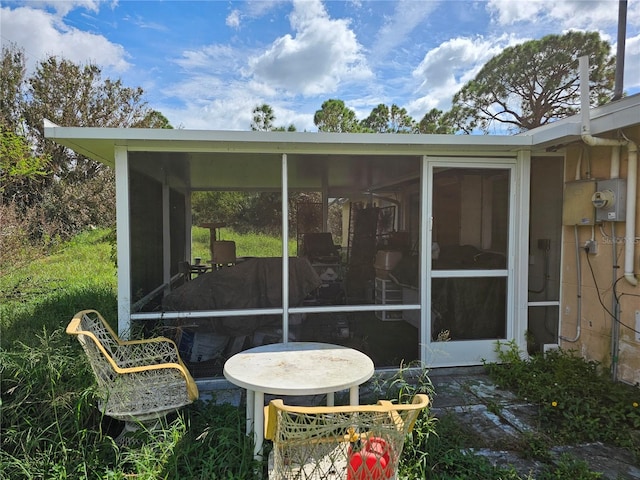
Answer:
[560,126,640,385]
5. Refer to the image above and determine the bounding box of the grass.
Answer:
[1,229,638,478]
[191,226,298,261]
[0,228,118,350]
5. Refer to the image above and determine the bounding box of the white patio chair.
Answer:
[264,393,429,479]
[67,309,199,442]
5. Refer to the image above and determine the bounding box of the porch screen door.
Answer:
[426,162,514,366]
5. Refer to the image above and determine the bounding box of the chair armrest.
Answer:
[265,403,276,440]
[269,394,429,416]
[109,361,199,401]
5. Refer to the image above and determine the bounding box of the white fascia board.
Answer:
[44,120,534,165]
[523,121,582,150]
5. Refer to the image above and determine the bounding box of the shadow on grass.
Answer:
[1,285,117,349]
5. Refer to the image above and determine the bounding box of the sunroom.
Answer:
[44,124,561,381]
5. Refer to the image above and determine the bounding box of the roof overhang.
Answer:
[43,93,639,191]
[44,93,640,167]
[44,119,535,169]
[520,93,640,149]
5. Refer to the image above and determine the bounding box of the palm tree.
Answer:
[251,103,275,131]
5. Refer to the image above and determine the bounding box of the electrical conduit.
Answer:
[579,56,638,286]
[561,225,582,342]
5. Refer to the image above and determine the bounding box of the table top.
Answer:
[223,342,375,396]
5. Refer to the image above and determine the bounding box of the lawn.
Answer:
[1,228,638,479]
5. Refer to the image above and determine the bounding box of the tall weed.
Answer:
[0,328,113,479]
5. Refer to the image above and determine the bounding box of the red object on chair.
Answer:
[365,437,392,466]
[347,437,393,480]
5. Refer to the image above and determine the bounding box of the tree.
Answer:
[361,103,416,133]
[133,110,173,129]
[24,56,160,183]
[360,104,389,132]
[0,125,49,203]
[388,104,415,133]
[273,124,297,132]
[0,46,49,207]
[313,99,359,133]
[251,103,296,131]
[0,45,26,132]
[417,108,454,134]
[451,31,615,133]
[251,104,275,131]
[0,45,172,243]
[191,191,247,226]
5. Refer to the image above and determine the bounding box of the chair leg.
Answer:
[114,419,163,447]
[115,421,141,446]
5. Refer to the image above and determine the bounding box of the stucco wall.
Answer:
[560,126,640,385]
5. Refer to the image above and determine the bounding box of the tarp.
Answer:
[162,257,321,311]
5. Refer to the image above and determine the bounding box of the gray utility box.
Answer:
[594,178,626,222]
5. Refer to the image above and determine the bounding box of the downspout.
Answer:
[611,146,620,179]
[623,140,638,286]
[579,56,637,286]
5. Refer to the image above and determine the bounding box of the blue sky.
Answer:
[2,0,639,131]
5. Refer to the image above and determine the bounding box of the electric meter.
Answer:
[591,189,615,209]
[594,179,626,222]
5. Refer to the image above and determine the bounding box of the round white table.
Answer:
[223,342,375,459]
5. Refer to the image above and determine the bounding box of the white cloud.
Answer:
[622,33,640,90]
[0,6,129,73]
[174,44,241,74]
[163,41,318,131]
[226,9,241,28]
[223,0,288,29]
[409,34,523,113]
[161,95,256,131]
[122,14,168,32]
[486,0,547,25]
[488,0,640,30]
[244,0,285,18]
[247,0,372,96]
[372,0,440,59]
[158,78,316,131]
[17,0,108,17]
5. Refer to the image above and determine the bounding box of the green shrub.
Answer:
[485,340,640,456]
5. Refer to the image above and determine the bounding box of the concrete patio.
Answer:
[428,368,640,479]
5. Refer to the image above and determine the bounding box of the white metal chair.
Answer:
[264,394,429,479]
[67,309,199,441]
